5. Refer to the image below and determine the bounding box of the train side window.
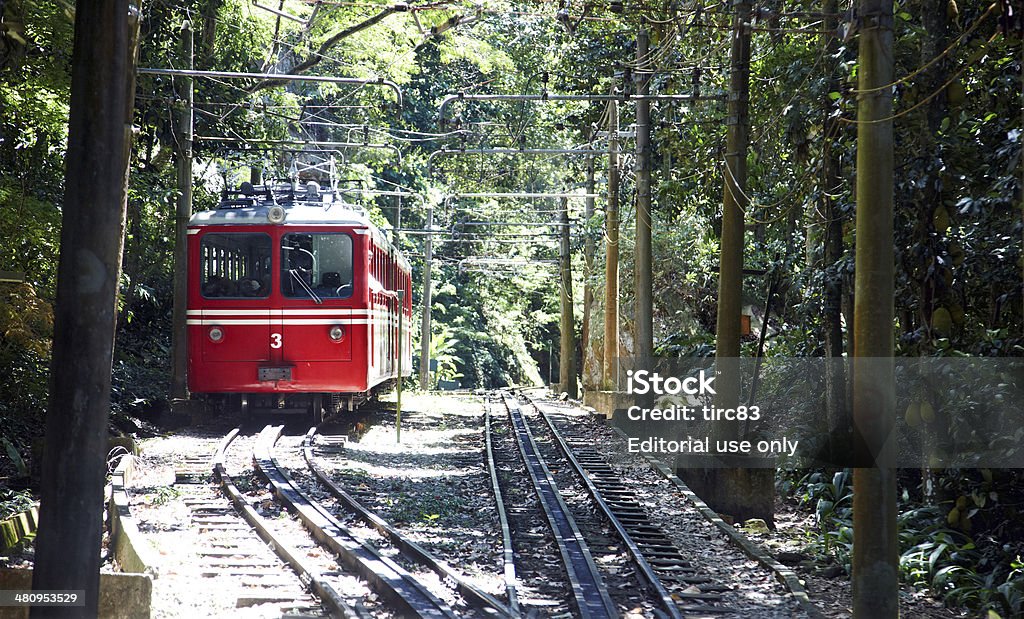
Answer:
[281,232,353,299]
[199,233,272,299]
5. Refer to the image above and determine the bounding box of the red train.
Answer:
[187,180,412,418]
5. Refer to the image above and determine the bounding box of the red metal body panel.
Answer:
[186,221,412,397]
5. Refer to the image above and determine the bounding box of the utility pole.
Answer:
[558,197,577,398]
[694,0,774,524]
[582,155,596,391]
[170,21,193,401]
[635,28,654,365]
[602,96,620,390]
[31,0,131,614]
[419,205,433,389]
[851,0,897,615]
[716,0,751,427]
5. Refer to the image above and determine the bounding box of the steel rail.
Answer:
[253,426,457,619]
[300,428,516,618]
[500,394,618,619]
[483,404,520,614]
[137,68,402,106]
[213,428,356,618]
[524,396,684,619]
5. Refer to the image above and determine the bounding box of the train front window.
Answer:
[200,233,272,298]
[281,233,353,300]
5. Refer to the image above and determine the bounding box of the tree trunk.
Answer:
[918,0,952,503]
[822,0,849,453]
[30,0,131,615]
[419,206,434,388]
[851,0,898,615]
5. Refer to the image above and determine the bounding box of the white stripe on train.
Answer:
[186,319,373,326]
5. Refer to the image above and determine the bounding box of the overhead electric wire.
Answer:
[850,2,998,94]
[840,32,1002,126]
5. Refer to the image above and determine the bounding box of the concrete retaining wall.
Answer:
[0,569,151,619]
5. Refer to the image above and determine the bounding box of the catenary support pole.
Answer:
[419,206,433,389]
[170,21,193,401]
[602,97,620,390]
[635,28,654,365]
[558,197,578,398]
[687,0,774,524]
[396,289,405,442]
[851,0,898,615]
[715,0,751,433]
[30,0,131,614]
[582,156,596,389]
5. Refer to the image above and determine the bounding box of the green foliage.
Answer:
[0,489,36,521]
[1,437,28,477]
[781,467,1024,617]
[427,322,463,387]
[148,485,182,506]
[786,470,854,567]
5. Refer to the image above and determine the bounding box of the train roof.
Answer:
[190,181,410,270]
[189,181,372,227]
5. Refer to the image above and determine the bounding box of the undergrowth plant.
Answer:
[779,469,1024,617]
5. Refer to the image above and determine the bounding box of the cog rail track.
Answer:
[301,428,516,618]
[499,393,618,619]
[521,392,734,616]
[253,425,458,619]
[209,428,352,616]
[483,405,520,615]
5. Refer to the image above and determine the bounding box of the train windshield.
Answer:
[199,233,272,298]
[281,232,353,300]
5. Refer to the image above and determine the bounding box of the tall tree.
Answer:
[821,0,849,453]
[30,0,132,614]
[851,0,898,615]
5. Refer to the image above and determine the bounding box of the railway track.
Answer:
[521,392,734,616]
[499,393,619,618]
[141,392,788,617]
[172,425,485,618]
[252,425,460,619]
[166,429,339,616]
[492,390,735,618]
[298,428,514,618]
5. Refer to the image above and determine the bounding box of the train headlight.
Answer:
[208,326,225,343]
[329,326,345,342]
[267,205,286,224]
